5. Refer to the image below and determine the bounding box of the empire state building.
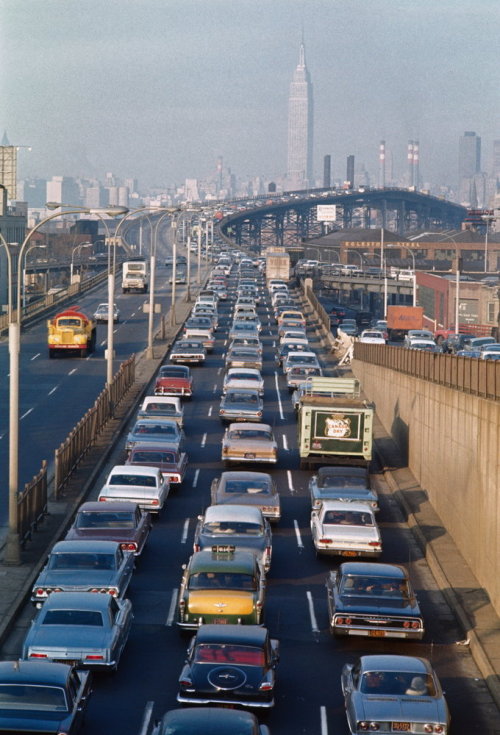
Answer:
[287,41,314,189]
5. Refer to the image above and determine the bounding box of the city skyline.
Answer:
[1,0,499,192]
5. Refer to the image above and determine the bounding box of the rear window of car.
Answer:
[0,685,68,711]
[42,610,104,626]
[229,429,272,441]
[131,451,175,464]
[223,480,271,495]
[203,521,263,535]
[194,644,265,666]
[109,474,157,487]
[49,553,116,570]
[76,511,135,528]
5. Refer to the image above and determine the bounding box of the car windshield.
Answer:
[226,392,259,404]
[188,572,256,590]
[203,521,263,536]
[109,473,158,487]
[360,671,436,696]
[323,510,373,526]
[132,424,177,437]
[223,480,271,495]
[131,451,175,464]
[49,552,116,570]
[42,610,104,626]
[228,429,272,441]
[340,576,409,599]
[0,684,68,711]
[76,511,135,529]
[194,644,265,666]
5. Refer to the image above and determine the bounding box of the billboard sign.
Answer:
[316,204,337,222]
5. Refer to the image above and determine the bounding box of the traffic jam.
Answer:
[3,248,493,735]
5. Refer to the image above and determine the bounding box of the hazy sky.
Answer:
[1,0,499,190]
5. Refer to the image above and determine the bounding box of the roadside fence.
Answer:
[18,461,48,547]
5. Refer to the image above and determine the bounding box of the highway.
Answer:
[0,262,498,734]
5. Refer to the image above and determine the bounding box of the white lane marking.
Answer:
[272,340,276,348]
[192,469,200,487]
[31,353,41,361]
[224,339,227,346]
[273,372,284,420]
[320,705,328,735]
[48,386,58,396]
[181,518,190,544]
[217,367,222,374]
[131,312,136,317]
[100,340,106,346]
[294,520,304,549]
[113,328,118,333]
[287,470,295,493]
[307,590,319,634]
[20,408,34,420]
[282,433,288,451]
[213,383,218,393]
[201,432,207,447]
[68,369,77,375]
[208,406,213,417]
[165,588,179,626]
[138,701,155,735]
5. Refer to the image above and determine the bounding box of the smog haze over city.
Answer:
[1,0,499,193]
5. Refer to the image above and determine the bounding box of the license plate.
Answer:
[55,659,79,666]
[212,618,228,624]
[342,551,357,557]
[392,723,411,732]
[244,453,255,459]
[369,630,385,637]
[212,545,235,553]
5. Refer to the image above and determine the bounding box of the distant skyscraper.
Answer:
[286,41,314,189]
[0,131,17,200]
[323,155,331,188]
[346,155,355,188]
[378,141,386,188]
[492,140,500,182]
[458,131,481,204]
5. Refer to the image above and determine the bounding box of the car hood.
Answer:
[187,590,255,615]
[26,625,110,649]
[355,693,445,723]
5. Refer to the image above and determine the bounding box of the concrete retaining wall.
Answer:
[352,358,500,616]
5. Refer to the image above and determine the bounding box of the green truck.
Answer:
[296,377,374,469]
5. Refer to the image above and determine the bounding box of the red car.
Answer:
[65,501,152,555]
[126,443,188,485]
[154,364,193,398]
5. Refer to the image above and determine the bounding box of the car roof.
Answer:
[110,464,161,476]
[227,422,272,431]
[52,539,120,553]
[77,501,140,513]
[359,654,431,674]
[204,505,264,523]
[0,660,73,685]
[226,368,261,377]
[161,707,259,735]
[318,466,369,479]
[128,443,179,454]
[219,471,272,482]
[194,624,268,646]
[41,591,115,611]
[320,500,375,513]
[189,549,258,574]
[339,562,407,579]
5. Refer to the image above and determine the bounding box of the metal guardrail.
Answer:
[301,280,332,333]
[54,356,136,498]
[18,461,48,547]
[354,342,500,401]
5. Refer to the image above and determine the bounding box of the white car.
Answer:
[98,465,170,513]
[282,351,320,374]
[222,368,264,396]
[359,329,386,344]
[279,328,308,345]
[310,501,382,557]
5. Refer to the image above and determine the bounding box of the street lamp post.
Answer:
[70,242,92,283]
[386,244,417,307]
[22,244,46,308]
[346,249,364,267]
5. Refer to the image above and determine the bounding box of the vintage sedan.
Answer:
[221,423,277,465]
[229,336,263,355]
[326,562,424,639]
[341,654,450,735]
[310,501,382,557]
[177,625,279,708]
[286,364,323,390]
[177,550,266,631]
[228,322,260,342]
[98,465,170,513]
[282,351,320,374]
[0,660,91,734]
[65,501,151,555]
[137,396,184,427]
[151,707,270,735]
[194,505,272,572]
[309,466,378,511]
[359,329,386,344]
[93,302,120,323]
[170,339,207,365]
[154,364,193,398]
[31,540,135,607]
[225,347,263,371]
[211,471,280,523]
[183,327,215,352]
[126,444,188,485]
[219,388,264,424]
[125,418,183,452]
[22,591,133,671]
[222,368,264,396]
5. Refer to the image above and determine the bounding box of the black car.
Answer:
[326,562,424,639]
[152,707,270,735]
[177,625,279,708]
[0,660,92,734]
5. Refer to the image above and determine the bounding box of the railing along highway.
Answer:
[18,461,48,548]
[354,342,500,401]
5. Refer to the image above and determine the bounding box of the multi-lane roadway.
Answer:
[0,260,498,734]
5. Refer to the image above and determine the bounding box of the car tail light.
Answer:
[30,653,48,658]
[98,497,107,502]
[193,544,200,552]
[151,499,159,506]
[120,542,137,552]
[403,621,411,628]
[319,538,332,544]
[411,621,421,629]
[90,588,99,593]
[35,588,48,597]
[357,724,379,732]
[107,588,118,596]
[85,655,104,660]
[179,677,192,687]
[336,617,344,624]
[371,502,378,508]
[257,411,262,417]
[368,541,381,547]
[259,681,273,691]
[220,409,225,414]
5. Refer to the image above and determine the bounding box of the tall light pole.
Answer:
[70,242,92,283]
[386,243,417,307]
[0,207,106,565]
[346,249,364,267]
[22,244,46,308]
